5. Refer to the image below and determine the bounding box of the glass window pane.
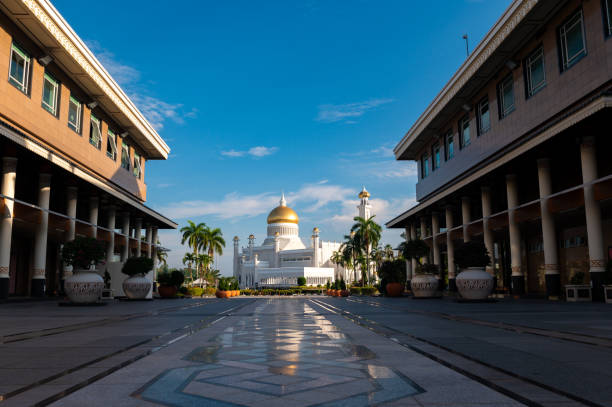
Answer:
[9,44,29,92]
[565,21,584,59]
[68,97,81,132]
[607,0,612,36]
[121,142,130,170]
[42,74,58,114]
[90,116,101,149]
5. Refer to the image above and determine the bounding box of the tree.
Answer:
[182,252,196,284]
[180,221,207,276]
[341,233,361,285]
[351,215,382,285]
[330,251,344,280]
[195,254,212,285]
[201,227,226,271]
[156,245,168,269]
[383,244,394,260]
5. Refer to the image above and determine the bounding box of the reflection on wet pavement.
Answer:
[136,300,422,406]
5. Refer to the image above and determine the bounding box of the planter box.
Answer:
[604,285,612,304]
[101,288,114,300]
[565,285,592,302]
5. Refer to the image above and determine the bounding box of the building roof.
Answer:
[0,0,170,159]
[393,0,566,161]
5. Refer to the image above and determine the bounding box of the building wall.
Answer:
[415,0,612,201]
[0,12,147,201]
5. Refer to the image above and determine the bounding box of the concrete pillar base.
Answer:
[448,278,457,292]
[545,274,561,299]
[511,276,525,296]
[0,277,9,299]
[31,279,45,297]
[590,271,605,302]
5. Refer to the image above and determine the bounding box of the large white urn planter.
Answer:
[122,275,152,299]
[456,267,494,300]
[411,274,440,298]
[64,269,104,303]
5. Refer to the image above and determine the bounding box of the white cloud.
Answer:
[316,98,394,123]
[221,146,279,158]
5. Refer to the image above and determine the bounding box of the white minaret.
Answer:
[233,236,239,279]
[273,232,280,268]
[358,186,372,219]
[248,234,255,261]
[312,227,320,267]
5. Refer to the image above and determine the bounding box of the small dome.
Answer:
[267,193,299,224]
[358,186,370,199]
[249,234,254,239]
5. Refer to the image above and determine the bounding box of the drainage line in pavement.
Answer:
[346,297,612,349]
[311,298,603,407]
[1,299,255,405]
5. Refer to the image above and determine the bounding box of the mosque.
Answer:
[233,187,373,288]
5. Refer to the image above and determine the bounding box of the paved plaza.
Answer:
[0,297,610,406]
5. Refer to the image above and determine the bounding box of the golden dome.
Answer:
[358,186,370,199]
[267,193,299,224]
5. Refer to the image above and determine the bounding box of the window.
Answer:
[133,152,142,179]
[68,96,82,133]
[445,131,454,160]
[477,98,490,135]
[9,43,30,93]
[498,75,515,118]
[106,130,117,160]
[604,0,612,37]
[432,143,441,171]
[89,115,102,149]
[525,46,546,97]
[559,9,586,71]
[421,154,430,179]
[121,142,130,170]
[459,115,471,148]
[41,73,59,116]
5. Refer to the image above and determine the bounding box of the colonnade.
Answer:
[403,137,606,300]
[0,155,159,298]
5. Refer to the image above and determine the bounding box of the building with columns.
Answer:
[232,191,374,288]
[0,0,176,298]
[387,0,612,301]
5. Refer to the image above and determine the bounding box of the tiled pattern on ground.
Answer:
[135,301,422,406]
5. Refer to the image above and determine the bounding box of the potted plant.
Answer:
[604,261,612,304]
[158,269,184,298]
[340,278,350,297]
[101,270,114,300]
[402,239,439,298]
[564,272,591,302]
[326,280,331,296]
[454,240,494,300]
[121,256,153,299]
[216,277,230,298]
[62,237,106,303]
[297,276,306,287]
[377,259,406,297]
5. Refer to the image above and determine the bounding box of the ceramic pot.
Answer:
[340,289,350,297]
[215,290,224,298]
[411,274,440,298]
[122,275,151,299]
[385,282,404,297]
[64,269,104,303]
[456,267,494,300]
[158,285,177,298]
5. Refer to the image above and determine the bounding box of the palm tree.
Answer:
[201,227,226,271]
[195,253,212,285]
[156,244,168,269]
[351,215,382,285]
[341,233,362,285]
[372,246,384,273]
[384,244,394,260]
[330,250,344,280]
[182,252,196,284]
[180,221,206,270]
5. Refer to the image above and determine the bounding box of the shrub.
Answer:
[402,239,430,263]
[158,269,185,288]
[297,276,306,286]
[378,259,407,284]
[454,240,491,269]
[178,286,188,295]
[205,287,216,296]
[188,287,204,297]
[350,286,362,295]
[61,237,105,269]
[340,278,347,290]
[121,256,153,277]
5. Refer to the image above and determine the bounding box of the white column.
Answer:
[419,217,428,264]
[32,173,51,296]
[431,212,440,266]
[461,196,471,242]
[0,157,17,298]
[233,236,240,279]
[481,187,494,275]
[445,206,456,290]
[506,174,524,294]
[409,223,417,275]
[106,206,116,264]
[145,225,152,258]
[580,137,605,301]
[121,212,130,262]
[63,186,78,281]
[312,228,320,268]
[537,159,560,298]
[405,227,412,282]
[151,226,158,267]
[89,196,99,238]
[134,218,142,257]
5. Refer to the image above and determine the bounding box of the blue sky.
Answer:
[53,0,511,274]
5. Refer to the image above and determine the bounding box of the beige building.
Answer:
[0,0,176,298]
[387,0,612,301]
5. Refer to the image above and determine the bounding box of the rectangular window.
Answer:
[459,115,471,148]
[421,154,430,179]
[89,115,102,149]
[432,143,440,171]
[604,0,612,37]
[9,43,30,93]
[526,46,546,97]
[68,96,82,133]
[121,142,130,170]
[498,75,515,118]
[477,98,490,135]
[106,130,117,160]
[445,131,454,160]
[133,152,142,179]
[41,73,59,116]
[559,9,586,71]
